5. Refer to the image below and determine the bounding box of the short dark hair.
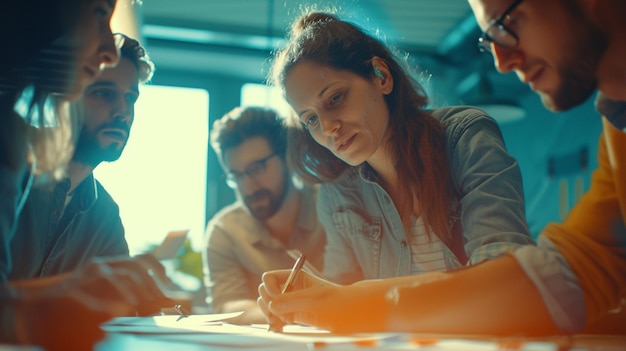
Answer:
[210,106,287,164]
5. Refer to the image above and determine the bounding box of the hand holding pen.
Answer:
[259,268,389,334]
[263,254,306,332]
[258,257,344,332]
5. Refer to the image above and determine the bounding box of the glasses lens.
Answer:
[478,26,518,53]
[488,25,518,49]
[492,25,514,45]
[245,162,266,178]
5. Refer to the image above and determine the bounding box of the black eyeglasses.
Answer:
[478,0,525,53]
[224,153,277,189]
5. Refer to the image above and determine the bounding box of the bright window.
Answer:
[94,85,209,255]
[241,83,292,116]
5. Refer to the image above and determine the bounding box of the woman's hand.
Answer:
[257,269,394,333]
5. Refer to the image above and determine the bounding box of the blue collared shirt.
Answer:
[0,164,28,283]
[8,173,129,279]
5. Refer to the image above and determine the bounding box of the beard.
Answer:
[243,170,290,221]
[542,7,608,111]
[543,58,601,112]
[72,124,128,167]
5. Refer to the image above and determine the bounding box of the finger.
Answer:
[116,268,172,316]
[267,287,327,315]
[257,283,275,316]
[259,283,286,327]
[256,295,268,317]
[105,260,170,298]
[267,299,295,327]
[82,261,172,315]
[76,261,140,306]
[262,270,291,296]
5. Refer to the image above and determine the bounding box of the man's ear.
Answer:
[371,56,394,95]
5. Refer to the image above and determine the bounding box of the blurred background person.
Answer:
[204,106,325,324]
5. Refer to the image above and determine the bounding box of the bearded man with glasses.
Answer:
[203,106,325,325]
[463,0,626,334]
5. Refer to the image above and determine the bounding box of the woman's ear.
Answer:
[371,56,393,95]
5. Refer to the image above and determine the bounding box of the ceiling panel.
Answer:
[140,0,475,52]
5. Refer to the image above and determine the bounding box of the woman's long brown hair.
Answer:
[270,11,457,242]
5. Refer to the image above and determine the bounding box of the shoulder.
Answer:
[300,183,319,203]
[430,105,497,130]
[94,179,115,202]
[319,168,362,195]
[205,202,266,241]
[93,179,120,213]
[431,106,503,149]
[207,202,248,229]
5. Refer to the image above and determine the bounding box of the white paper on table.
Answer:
[103,316,398,349]
[101,311,244,333]
[148,324,397,349]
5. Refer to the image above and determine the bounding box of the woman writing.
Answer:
[258,10,534,331]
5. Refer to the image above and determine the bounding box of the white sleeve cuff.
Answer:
[514,236,586,333]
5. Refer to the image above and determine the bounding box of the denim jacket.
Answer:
[320,106,534,284]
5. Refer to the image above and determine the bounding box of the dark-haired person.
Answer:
[260,0,626,336]
[9,34,155,279]
[204,106,325,324]
[257,9,534,331]
[0,1,171,349]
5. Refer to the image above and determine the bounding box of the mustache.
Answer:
[244,189,271,203]
[96,120,130,134]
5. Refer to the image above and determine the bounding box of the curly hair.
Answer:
[115,33,155,84]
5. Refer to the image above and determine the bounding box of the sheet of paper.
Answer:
[101,318,567,351]
[139,324,397,349]
[102,317,397,348]
[102,312,244,333]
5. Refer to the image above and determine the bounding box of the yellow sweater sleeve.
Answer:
[542,120,626,324]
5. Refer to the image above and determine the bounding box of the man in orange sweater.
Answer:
[461,0,626,334]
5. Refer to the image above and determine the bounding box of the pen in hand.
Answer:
[268,254,306,332]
